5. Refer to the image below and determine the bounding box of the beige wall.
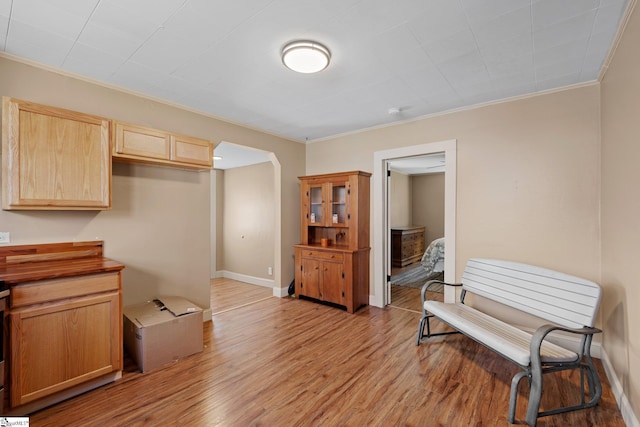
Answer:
[601,3,640,420]
[307,84,601,287]
[412,173,445,245]
[220,162,275,279]
[389,171,411,227]
[0,56,304,310]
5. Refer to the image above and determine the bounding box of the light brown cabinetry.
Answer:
[10,273,121,407]
[0,241,124,414]
[295,171,370,313]
[112,121,213,170]
[2,97,111,210]
[391,226,425,267]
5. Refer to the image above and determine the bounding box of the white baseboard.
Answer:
[601,349,640,427]
[369,292,384,309]
[273,286,290,298]
[216,270,274,288]
[215,270,290,298]
[202,308,213,322]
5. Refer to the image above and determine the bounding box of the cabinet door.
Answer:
[113,122,170,160]
[171,134,213,167]
[308,183,324,226]
[10,292,121,407]
[2,97,111,210]
[300,258,321,300]
[112,121,212,170]
[328,180,349,226]
[321,261,345,305]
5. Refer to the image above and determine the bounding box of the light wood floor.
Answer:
[210,277,274,314]
[28,279,624,426]
[389,284,442,313]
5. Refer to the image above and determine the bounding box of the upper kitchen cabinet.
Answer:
[2,97,111,210]
[112,121,213,170]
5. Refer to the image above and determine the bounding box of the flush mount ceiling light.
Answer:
[282,40,331,74]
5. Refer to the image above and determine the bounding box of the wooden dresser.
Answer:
[391,226,425,267]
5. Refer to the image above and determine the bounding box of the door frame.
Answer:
[371,139,457,307]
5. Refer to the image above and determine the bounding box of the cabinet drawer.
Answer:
[401,233,419,242]
[11,272,120,308]
[300,250,344,262]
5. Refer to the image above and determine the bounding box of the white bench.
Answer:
[416,258,602,427]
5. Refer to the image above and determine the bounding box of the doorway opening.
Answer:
[372,140,457,308]
[210,142,282,301]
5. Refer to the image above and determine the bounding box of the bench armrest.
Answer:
[420,280,461,304]
[531,323,602,361]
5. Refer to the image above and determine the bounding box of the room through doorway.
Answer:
[372,140,457,310]
[210,142,283,312]
[387,154,446,312]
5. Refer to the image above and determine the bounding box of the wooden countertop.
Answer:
[0,241,124,285]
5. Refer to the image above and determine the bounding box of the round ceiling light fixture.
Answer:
[282,40,331,74]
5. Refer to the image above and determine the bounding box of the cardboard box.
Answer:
[123,296,203,372]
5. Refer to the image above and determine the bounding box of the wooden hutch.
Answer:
[294,171,371,313]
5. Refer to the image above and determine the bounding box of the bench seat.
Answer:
[423,301,579,366]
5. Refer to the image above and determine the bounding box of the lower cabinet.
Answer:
[294,246,369,313]
[9,272,122,408]
[299,257,345,305]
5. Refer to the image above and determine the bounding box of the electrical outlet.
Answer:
[0,232,10,244]
[268,267,273,276]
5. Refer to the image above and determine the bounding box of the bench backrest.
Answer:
[461,259,601,329]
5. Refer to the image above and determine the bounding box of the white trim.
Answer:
[202,308,213,322]
[269,152,283,294]
[218,270,274,288]
[598,0,637,81]
[273,285,292,298]
[601,349,640,427]
[372,140,457,308]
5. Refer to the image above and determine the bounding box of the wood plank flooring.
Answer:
[389,284,443,313]
[28,279,624,426]
[210,277,273,314]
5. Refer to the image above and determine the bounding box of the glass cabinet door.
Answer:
[330,183,347,226]
[309,185,323,225]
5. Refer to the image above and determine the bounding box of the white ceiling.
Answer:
[388,153,445,175]
[213,142,271,170]
[0,0,630,143]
